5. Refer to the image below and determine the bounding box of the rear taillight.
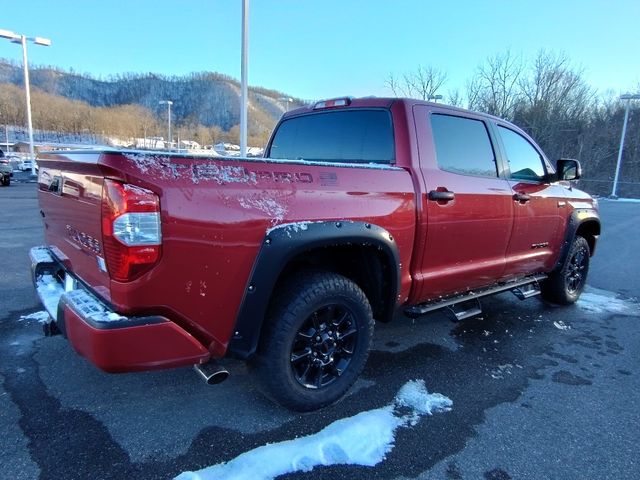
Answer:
[101,180,161,282]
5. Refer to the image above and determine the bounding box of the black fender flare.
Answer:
[227,220,401,359]
[554,208,600,271]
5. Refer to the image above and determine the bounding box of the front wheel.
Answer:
[542,235,590,305]
[253,271,374,411]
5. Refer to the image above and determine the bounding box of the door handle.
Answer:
[513,192,531,203]
[428,190,455,202]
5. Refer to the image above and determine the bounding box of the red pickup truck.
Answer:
[30,97,599,410]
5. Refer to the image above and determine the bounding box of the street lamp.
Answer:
[427,94,443,103]
[279,97,293,112]
[0,29,51,176]
[240,0,249,157]
[611,93,640,198]
[159,100,173,150]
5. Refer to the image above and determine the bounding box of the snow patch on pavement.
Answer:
[599,197,640,203]
[175,380,452,480]
[577,288,637,315]
[553,320,571,330]
[489,363,521,379]
[19,311,51,323]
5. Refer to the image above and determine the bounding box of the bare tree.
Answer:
[386,66,447,100]
[446,88,463,107]
[518,51,594,124]
[515,50,595,158]
[467,50,524,119]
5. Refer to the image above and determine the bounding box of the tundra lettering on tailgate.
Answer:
[66,225,101,254]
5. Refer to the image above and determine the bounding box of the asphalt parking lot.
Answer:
[1,183,639,480]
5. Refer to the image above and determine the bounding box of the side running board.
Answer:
[446,298,482,322]
[404,274,547,320]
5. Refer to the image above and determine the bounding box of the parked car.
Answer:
[0,151,13,186]
[29,97,600,411]
[19,158,34,171]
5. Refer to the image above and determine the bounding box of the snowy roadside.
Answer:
[15,286,636,480]
[175,380,452,480]
[576,286,637,314]
[597,197,640,203]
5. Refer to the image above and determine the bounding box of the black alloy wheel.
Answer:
[541,235,590,305]
[565,243,588,294]
[290,304,358,389]
[253,271,374,411]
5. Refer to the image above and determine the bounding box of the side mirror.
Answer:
[556,159,581,181]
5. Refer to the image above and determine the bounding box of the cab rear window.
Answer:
[267,109,394,164]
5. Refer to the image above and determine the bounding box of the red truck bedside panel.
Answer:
[38,151,416,358]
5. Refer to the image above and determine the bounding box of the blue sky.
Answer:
[1,0,638,100]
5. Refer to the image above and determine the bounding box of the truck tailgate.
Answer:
[37,152,113,302]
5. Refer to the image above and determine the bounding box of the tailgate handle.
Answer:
[428,190,455,202]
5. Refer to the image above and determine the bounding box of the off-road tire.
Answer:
[542,235,590,305]
[253,271,374,411]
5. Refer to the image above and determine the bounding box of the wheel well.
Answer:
[576,220,600,255]
[274,245,396,322]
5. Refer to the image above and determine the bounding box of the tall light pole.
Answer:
[240,0,249,157]
[159,100,173,150]
[612,93,640,198]
[0,29,51,176]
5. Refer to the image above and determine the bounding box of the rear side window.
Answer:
[498,126,546,181]
[431,114,497,177]
[267,110,394,164]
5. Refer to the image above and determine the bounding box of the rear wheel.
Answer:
[542,235,590,305]
[253,271,374,411]
[1,175,9,186]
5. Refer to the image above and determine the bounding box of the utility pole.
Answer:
[159,100,173,150]
[0,29,51,175]
[612,93,640,198]
[240,0,249,156]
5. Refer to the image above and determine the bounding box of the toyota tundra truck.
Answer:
[29,97,600,411]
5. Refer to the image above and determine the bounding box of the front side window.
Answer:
[267,109,394,164]
[431,114,497,177]
[498,126,546,181]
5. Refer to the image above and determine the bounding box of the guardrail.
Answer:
[575,179,640,199]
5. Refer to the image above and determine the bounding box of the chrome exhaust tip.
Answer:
[194,361,229,385]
